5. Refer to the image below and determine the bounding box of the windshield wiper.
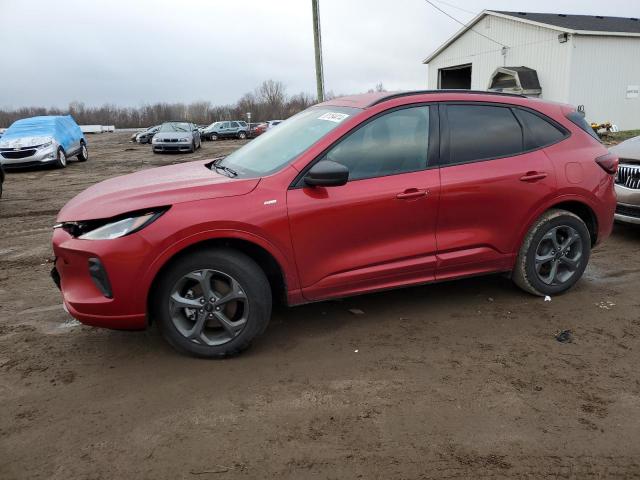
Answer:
[212,157,237,177]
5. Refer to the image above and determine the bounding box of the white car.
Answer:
[266,120,283,130]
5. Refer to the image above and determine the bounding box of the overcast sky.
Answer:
[0,0,637,108]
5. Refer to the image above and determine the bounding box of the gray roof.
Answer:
[492,11,640,34]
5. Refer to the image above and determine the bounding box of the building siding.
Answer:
[427,16,572,102]
[569,35,640,130]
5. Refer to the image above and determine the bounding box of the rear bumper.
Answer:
[51,229,149,330]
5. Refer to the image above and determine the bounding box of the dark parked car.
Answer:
[133,125,161,144]
[52,90,617,357]
[202,121,249,140]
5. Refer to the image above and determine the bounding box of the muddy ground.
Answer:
[1,132,639,479]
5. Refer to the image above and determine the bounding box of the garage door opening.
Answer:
[438,64,472,89]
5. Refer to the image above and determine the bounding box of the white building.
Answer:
[424,10,640,130]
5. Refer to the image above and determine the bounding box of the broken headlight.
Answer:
[54,208,167,240]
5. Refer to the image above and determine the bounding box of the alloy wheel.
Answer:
[169,269,249,346]
[534,225,583,286]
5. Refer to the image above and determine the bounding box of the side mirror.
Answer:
[304,160,349,187]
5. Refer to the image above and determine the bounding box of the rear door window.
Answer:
[445,104,523,165]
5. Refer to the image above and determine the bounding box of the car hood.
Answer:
[0,135,53,148]
[57,159,260,221]
[154,131,193,140]
[610,135,640,162]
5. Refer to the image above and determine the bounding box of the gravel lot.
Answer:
[1,132,640,479]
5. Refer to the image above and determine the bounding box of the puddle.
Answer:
[56,318,82,330]
[15,304,82,335]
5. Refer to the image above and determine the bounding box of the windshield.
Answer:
[218,106,360,176]
[159,122,190,132]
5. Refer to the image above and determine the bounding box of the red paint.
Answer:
[52,92,616,330]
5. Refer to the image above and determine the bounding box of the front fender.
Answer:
[140,227,299,301]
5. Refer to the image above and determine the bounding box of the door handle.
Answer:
[396,188,428,200]
[520,171,548,182]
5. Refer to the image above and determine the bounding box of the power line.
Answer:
[430,0,477,16]
[432,36,559,65]
[423,0,508,48]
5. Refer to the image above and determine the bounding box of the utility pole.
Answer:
[311,0,325,102]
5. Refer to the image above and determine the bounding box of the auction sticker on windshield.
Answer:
[318,112,350,123]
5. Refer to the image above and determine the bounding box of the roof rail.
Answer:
[368,89,527,106]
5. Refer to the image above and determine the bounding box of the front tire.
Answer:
[153,249,272,358]
[55,148,67,168]
[513,209,591,296]
[77,142,88,162]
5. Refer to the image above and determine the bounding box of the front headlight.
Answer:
[38,140,54,149]
[61,209,167,240]
[179,137,189,142]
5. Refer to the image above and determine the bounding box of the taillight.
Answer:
[595,153,619,174]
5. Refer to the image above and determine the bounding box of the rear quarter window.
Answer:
[514,109,567,150]
[566,111,601,142]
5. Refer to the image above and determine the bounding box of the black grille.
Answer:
[616,163,640,189]
[616,204,640,218]
[0,149,36,159]
[160,138,179,143]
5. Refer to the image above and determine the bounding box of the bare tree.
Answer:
[0,79,382,128]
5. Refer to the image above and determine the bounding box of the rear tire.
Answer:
[513,209,591,296]
[238,131,247,140]
[77,142,88,162]
[210,133,218,141]
[152,248,272,358]
[55,148,67,168]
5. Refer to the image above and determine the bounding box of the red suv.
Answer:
[52,91,618,357]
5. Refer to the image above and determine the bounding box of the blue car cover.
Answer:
[0,116,84,152]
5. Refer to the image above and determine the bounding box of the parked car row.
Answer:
[131,118,284,147]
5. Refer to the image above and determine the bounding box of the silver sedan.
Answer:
[152,122,201,154]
